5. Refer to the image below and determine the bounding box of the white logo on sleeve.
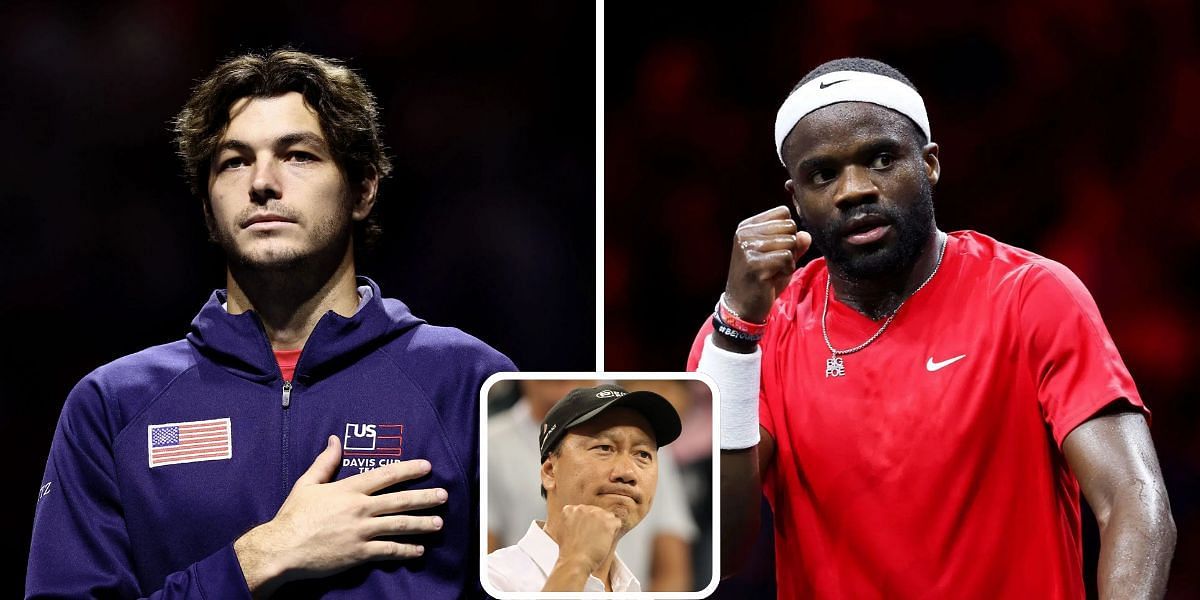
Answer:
[926,354,967,372]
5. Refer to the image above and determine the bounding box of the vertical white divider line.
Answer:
[595,0,605,373]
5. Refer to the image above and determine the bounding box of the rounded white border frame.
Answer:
[479,371,722,600]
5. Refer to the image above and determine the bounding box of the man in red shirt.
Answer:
[688,58,1176,598]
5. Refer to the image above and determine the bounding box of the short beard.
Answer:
[809,179,936,281]
[219,235,308,272]
[207,207,351,275]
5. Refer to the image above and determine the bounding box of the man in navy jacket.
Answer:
[26,49,515,599]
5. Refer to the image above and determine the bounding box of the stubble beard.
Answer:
[210,208,351,276]
[809,177,936,281]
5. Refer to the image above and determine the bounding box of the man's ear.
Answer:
[540,457,556,496]
[784,179,807,230]
[923,143,940,187]
[785,179,804,220]
[201,196,218,243]
[351,165,379,221]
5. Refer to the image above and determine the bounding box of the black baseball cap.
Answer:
[538,384,682,462]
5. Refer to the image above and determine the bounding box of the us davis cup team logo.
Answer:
[341,423,404,472]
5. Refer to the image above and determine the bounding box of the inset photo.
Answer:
[481,374,718,598]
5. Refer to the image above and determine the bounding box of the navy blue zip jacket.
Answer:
[26,277,515,599]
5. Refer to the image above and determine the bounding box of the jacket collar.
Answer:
[186,276,423,383]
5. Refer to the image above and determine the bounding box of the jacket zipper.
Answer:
[281,380,292,501]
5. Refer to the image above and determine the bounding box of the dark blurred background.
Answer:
[2,1,592,596]
[605,0,1200,597]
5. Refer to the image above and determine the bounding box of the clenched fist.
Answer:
[541,505,623,591]
[721,205,811,341]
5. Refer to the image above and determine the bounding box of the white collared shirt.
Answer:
[487,521,641,593]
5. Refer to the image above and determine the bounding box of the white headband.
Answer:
[774,70,931,165]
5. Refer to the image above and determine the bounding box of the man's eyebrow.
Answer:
[216,139,252,154]
[793,136,907,175]
[590,429,657,448]
[588,431,617,443]
[858,137,905,156]
[215,132,330,154]
[634,432,658,447]
[275,131,330,152]
[795,155,833,175]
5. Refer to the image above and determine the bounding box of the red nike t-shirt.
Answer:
[688,231,1146,599]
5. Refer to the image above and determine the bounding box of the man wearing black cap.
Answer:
[485,384,682,593]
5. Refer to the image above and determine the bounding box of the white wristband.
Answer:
[696,334,762,450]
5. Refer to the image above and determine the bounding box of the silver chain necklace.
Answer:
[822,234,947,378]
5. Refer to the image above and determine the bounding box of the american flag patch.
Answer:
[147,418,232,468]
[342,423,404,457]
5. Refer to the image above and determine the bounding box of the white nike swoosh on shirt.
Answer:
[926,354,967,372]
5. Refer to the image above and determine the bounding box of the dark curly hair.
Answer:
[174,49,392,248]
